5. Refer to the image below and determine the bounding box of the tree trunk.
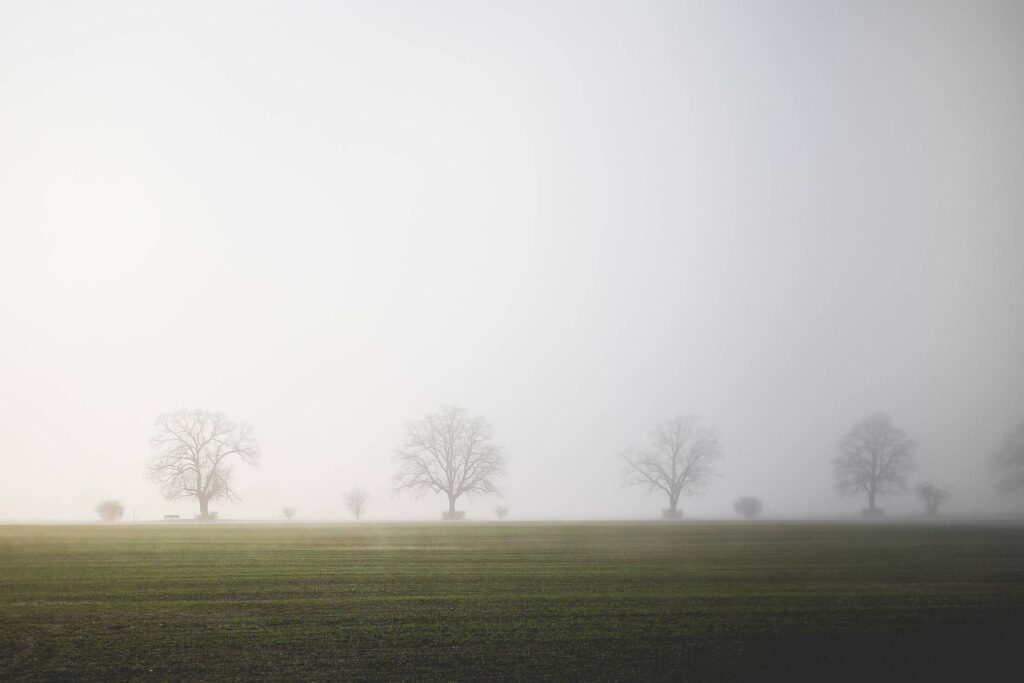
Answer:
[867,489,876,512]
[448,496,457,518]
[199,496,210,520]
[669,491,680,514]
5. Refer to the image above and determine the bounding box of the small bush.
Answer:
[442,510,466,520]
[733,497,764,519]
[662,509,683,520]
[95,500,125,523]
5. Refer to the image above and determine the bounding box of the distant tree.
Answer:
[622,415,721,519]
[343,487,369,520]
[992,421,1024,495]
[96,500,125,522]
[494,504,509,520]
[833,412,915,516]
[915,483,950,516]
[733,497,763,519]
[147,409,261,520]
[282,506,297,521]
[393,406,506,519]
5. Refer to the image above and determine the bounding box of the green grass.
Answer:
[2,522,1024,680]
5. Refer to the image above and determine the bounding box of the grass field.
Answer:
[2,521,1024,680]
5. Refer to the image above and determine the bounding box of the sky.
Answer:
[1,0,1023,521]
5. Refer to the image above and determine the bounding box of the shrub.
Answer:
[733,497,764,519]
[95,500,125,523]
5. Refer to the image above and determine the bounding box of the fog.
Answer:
[2,0,1022,521]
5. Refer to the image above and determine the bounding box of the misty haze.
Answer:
[2,0,1023,680]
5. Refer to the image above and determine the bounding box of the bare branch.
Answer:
[343,487,370,520]
[622,415,722,516]
[993,421,1024,495]
[392,406,506,516]
[832,412,915,514]
[146,409,261,520]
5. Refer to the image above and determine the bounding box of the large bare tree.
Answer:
[147,409,261,520]
[393,406,505,519]
[622,415,721,519]
[833,412,915,516]
[343,487,369,520]
[992,421,1024,495]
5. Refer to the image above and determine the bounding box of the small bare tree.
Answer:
[282,506,297,521]
[833,412,915,516]
[96,500,125,522]
[992,421,1024,495]
[733,497,763,519]
[147,409,261,520]
[915,483,949,516]
[494,504,509,520]
[393,406,506,519]
[343,487,369,520]
[622,415,721,519]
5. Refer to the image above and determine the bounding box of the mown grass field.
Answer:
[2,521,1024,680]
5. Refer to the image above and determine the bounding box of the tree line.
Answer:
[93,407,1024,521]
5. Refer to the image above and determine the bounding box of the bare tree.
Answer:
[147,409,261,520]
[343,487,369,520]
[282,506,297,521]
[96,500,125,522]
[992,421,1024,495]
[915,483,949,516]
[494,504,509,520]
[622,415,721,519]
[393,406,506,519]
[733,496,763,519]
[833,412,915,516]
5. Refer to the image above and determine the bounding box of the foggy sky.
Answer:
[2,0,1023,521]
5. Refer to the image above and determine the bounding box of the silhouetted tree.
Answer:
[733,496,763,519]
[915,483,949,516]
[494,504,509,520]
[343,487,369,520]
[96,500,124,522]
[833,412,915,516]
[393,406,505,519]
[992,421,1024,495]
[282,506,297,520]
[622,415,721,519]
[147,409,261,520]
